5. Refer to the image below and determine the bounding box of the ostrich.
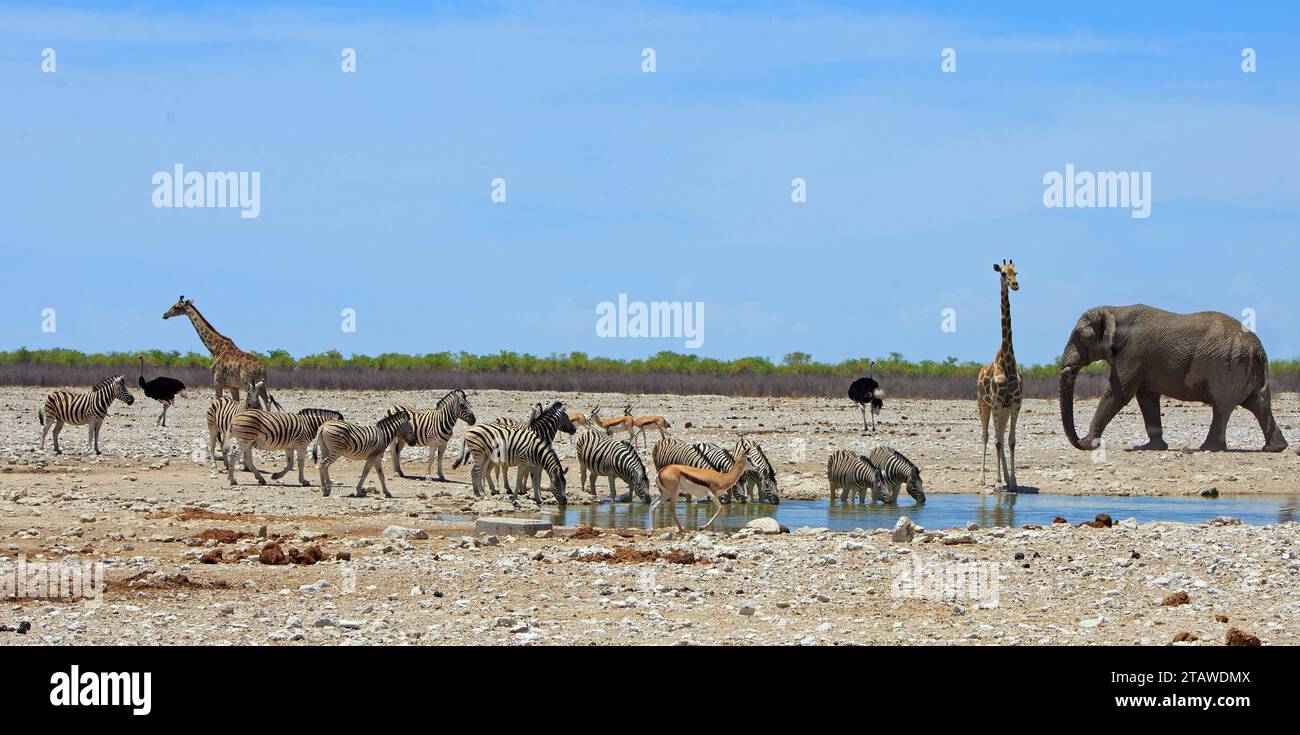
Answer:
[137,355,187,427]
[848,363,885,432]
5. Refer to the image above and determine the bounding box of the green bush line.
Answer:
[0,346,1241,378]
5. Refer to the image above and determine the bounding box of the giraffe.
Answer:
[977,260,1022,491]
[163,296,281,410]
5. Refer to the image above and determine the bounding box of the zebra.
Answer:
[204,384,265,468]
[691,441,777,504]
[225,407,343,487]
[864,445,925,503]
[576,427,651,502]
[459,425,568,506]
[740,441,779,504]
[653,437,712,473]
[826,449,887,502]
[38,376,135,455]
[317,412,415,498]
[453,401,574,494]
[298,407,345,464]
[385,389,476,480]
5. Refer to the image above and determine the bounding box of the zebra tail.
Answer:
[451,439,469,469]
[38,410,43,426]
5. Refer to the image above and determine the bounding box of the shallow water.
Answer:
[539,494,1300,532]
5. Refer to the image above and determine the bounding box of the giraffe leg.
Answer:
[993,411,1011,490]
[978,400,991,486]
[1007,403,1021,490]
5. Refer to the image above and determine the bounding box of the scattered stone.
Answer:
[216,602,235,615]
[738,604,756,616]
[1208,516,1242,527]
[1079,616,1105,629]
[1052,516,1068,524]
[199,549,222,564]
[1200,487,1219,498]
[891,516,916,543]
[335,551,351,561]
[381,525,429,540]
[1215,614,1229,624]
[746,517,782,535]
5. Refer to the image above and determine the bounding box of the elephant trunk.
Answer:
[1059,366,1094,450]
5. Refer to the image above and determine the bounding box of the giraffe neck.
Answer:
[998,277,1016,368]
[184,306,233,355]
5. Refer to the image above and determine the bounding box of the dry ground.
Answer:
[1,387,1297,645]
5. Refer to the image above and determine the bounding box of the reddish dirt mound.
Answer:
[576,547,703,564]
[198,528,252,544]
[116,572,230,591]
[258,543,287,565]
[569,527,602,540]
[1161,591,1191,607]
[1078,514,1114,529]
[1052,516,1068,524]
[1215,614,1229,623]
[1224,628,1260,646]
[286,545,329,565]
[1172,631,1198,642]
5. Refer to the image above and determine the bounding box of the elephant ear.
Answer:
[1099,309,1117,359]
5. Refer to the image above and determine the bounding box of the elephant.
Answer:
[1059,305,1288,453]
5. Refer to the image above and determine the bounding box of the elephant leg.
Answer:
[1199,404,1232,452]
[1241,388,1289,452]
[1133,389,1168,450]
[1084,385,1136,449]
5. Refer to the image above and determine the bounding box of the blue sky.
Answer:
[2,1,1299,364]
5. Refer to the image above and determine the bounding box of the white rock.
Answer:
[381,525,429,540]
[746,517,782,535]
[891,516,916,543]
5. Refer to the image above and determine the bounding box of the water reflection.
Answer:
[538,493,1298,532]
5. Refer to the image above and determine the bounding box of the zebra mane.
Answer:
[750,442,775,479]
[436,389,466,408]
[91,375,124,392]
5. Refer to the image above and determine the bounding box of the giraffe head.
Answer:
[993,260,1019,291]
[163,296,193,319]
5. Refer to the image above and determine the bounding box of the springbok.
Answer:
[565,405,599,442]
[632,414,671,447]
[650,437,750,532]
[595,403,635,439]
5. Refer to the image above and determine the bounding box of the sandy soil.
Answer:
[1,386,1297,645]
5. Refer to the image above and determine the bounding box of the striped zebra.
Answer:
[458,425,568,505]
[38,376,135,455]
[691,441,778,504]
[225,407,343,487]
[864,445,926,503]
[204,385,265,468]
[653,437,711,473]
[576,427,650,502]
[317,413,415,498]
[453,401,574,494]
[385,389,476,480]
[826,449,887,502]
[739,441,779,504]
[298,408,345,464]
